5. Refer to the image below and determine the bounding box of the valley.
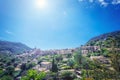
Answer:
[0,31,120,80]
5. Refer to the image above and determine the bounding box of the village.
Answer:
[11,45,113,80]
[0,40,120,80]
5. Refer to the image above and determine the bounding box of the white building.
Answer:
[40,62,52,70]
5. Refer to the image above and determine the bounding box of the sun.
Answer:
[35,0,47,9]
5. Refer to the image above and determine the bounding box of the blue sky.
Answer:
[0,0,120,50]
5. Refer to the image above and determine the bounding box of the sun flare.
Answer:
[35,0,47,9]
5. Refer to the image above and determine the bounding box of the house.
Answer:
[81,46,100,55]
[33,64,49,72]
[15,63,22,71]
[90,56,110,64]
[40,62,52,70]
[15,68,21,71]
[32,59,38,64]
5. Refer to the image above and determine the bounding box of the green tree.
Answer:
[60,71,76,80]
[21,69,46,80]
[5,66,14,76]
[27,69,37,79]
[35,71,46,80]
[20,63,26,71]
[21,76,29,80]
[55,54,63,62]
[73,51,83,69]
[0,75,13,80]
[0,68,4,77]
[51,58,58,72]
[67,59,75,68]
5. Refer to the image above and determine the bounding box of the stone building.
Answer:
[81,46,100,55]
[40,62,52,70]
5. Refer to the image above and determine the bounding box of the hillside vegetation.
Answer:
[86,31,120,48]
[0,40,31,54]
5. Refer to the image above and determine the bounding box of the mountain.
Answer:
[86,30,120,47]
[0,40,31,54]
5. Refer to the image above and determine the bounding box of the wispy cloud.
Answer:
[99,0,108,7]
[112,0,120,4]
[5,30,14,36]
[78,0,120,7]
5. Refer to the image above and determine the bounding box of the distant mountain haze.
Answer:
[0,40,31,54]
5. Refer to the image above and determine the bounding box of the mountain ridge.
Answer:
[0,40,31,54]
[86,30,120,47]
